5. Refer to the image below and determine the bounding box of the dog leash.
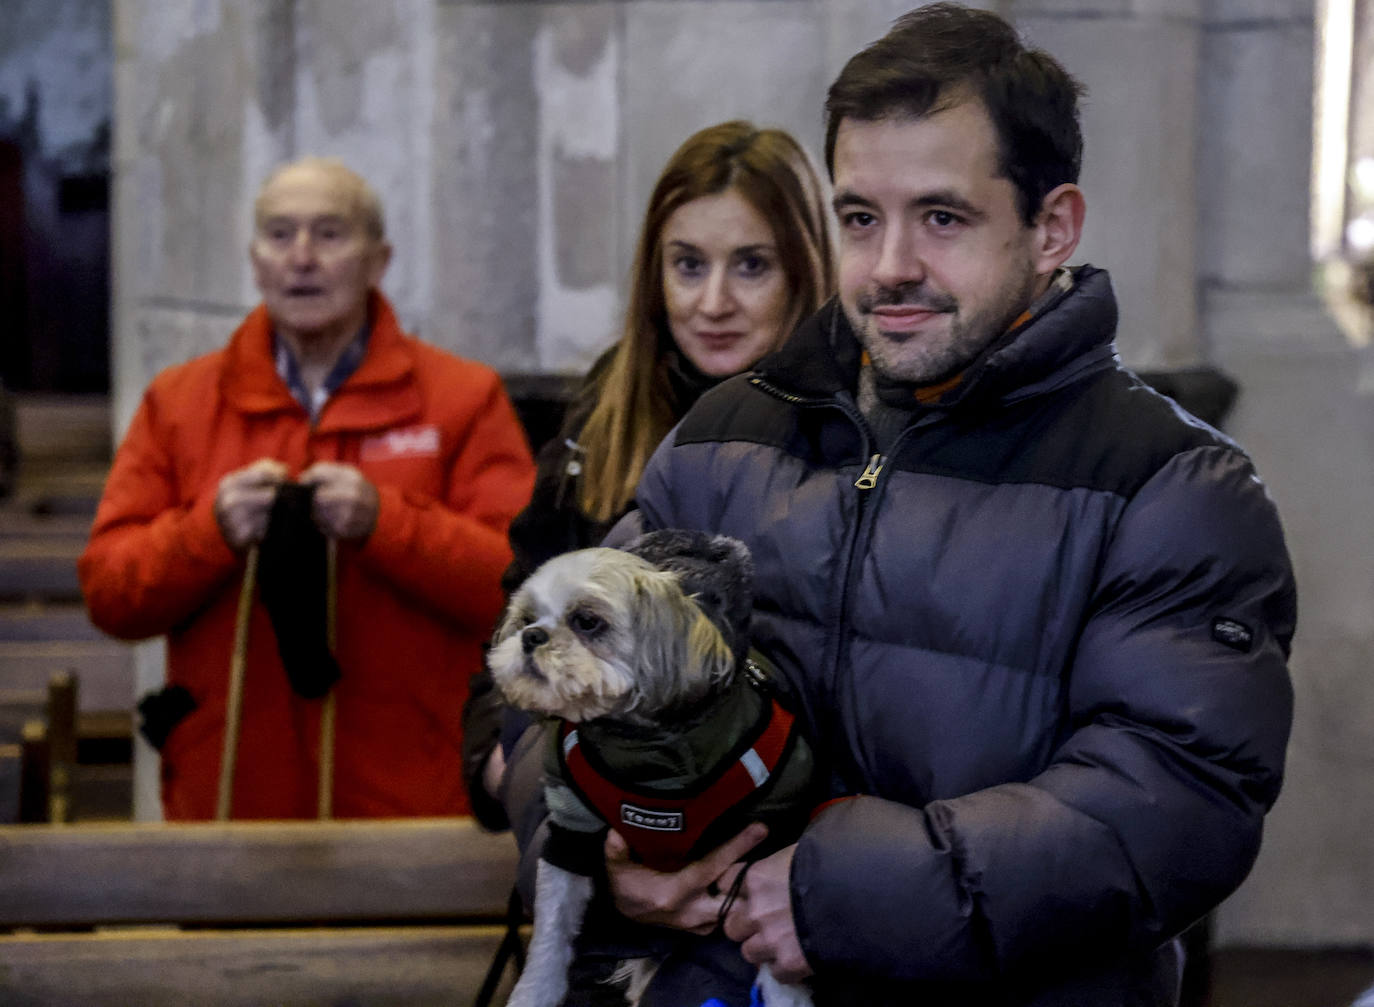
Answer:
[214,539,339,821]
[715,855,756,932]
[471,884,527,1007]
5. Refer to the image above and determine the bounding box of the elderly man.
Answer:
[488,5,1295,1005]
[80,156,535,820]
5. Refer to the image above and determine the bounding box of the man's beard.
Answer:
[852,264,1037,387]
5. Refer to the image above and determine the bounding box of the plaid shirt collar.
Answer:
[273,321,371,421]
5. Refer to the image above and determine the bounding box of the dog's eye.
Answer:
[568,610,607,637]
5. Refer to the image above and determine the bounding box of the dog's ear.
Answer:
[683,601,735,691]
[621,530,753,664]
[626,567,733,713]
[491,589,529,648]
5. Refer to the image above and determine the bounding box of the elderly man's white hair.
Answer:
[253,156,386,241]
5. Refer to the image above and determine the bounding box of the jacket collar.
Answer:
[754,264,1120,413]
[220,291,423,432]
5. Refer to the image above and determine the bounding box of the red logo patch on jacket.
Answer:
[361,424,441,461]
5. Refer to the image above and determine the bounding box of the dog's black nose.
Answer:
[521,626,550,654]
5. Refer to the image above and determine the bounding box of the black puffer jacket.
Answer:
[619,266,1297,1005]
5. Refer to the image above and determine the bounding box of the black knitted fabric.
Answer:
[257,482,341,699]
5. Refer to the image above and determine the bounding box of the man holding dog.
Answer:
[79,156,535,820]
[569,5,1295,1004]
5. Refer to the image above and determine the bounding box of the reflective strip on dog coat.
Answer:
[557,698,798,873]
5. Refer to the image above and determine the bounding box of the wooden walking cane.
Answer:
[216,546,260,821]
[215,538,338,821]
[318,538,338,820]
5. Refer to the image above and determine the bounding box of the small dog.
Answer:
[488,531,817,1007]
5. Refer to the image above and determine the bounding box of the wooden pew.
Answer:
[0,817,523,1005]
[0,638,135,711]
[4,670,133,823]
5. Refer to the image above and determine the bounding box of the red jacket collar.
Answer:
[220,291,422,432]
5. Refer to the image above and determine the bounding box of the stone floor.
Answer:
[1206,947,1374,1007]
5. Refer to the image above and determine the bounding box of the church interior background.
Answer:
[1,1,1372,1003]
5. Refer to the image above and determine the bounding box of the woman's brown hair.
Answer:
[577,121,834,523]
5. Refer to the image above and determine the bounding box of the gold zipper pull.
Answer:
[854,453,884,490]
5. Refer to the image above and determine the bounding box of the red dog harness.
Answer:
[557,698,798,873]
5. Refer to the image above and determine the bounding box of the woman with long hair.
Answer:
[503,119,834,593]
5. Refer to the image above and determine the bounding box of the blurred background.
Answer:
[0,1,1371,1003]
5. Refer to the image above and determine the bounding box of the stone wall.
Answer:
[109,0,1374,949]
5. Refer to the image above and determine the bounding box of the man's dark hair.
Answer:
[824,3,1085,225]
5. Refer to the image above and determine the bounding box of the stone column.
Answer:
[1015,0,1204,369]
[1194,0,1374,948]
[292,0,438,339]
[433,2,623,373]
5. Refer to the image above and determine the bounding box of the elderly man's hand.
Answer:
[214,458,290,551]
[723,842,813,983]
[298,461,379,541]
[604,822,768,936]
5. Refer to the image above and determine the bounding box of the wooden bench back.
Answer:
[0,817,518,928]
[2,925,515,1006]
[0,818,523,1005]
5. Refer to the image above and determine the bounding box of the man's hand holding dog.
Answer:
[723,843,813,983]
[604,822,768,936]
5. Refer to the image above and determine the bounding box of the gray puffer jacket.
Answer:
[619,265,1296,1005]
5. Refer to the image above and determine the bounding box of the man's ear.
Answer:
[1031,183,1085,275]
[248,240,266,289]
[368,240,393,287]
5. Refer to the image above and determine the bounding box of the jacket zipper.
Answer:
[854,454,884,490]
[746,375,831,408]
[833,435,894,792]
[750,374,886,791]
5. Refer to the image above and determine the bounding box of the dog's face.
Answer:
[488,548,735,725]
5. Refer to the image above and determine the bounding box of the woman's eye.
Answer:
[673,255,705,277]
[736,254,772,278]
[928,210,963,228]
[842,211,875,230]
[569,610,607,637]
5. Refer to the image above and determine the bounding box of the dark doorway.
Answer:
[0,89,110,395]
[0,139,26,384]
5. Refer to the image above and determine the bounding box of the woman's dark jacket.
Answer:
[606,265,1296,1005]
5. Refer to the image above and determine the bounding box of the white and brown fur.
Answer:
[488,543,811,1007]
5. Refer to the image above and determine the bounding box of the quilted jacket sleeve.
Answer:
[357,367,535,633]
[78,386,241,640]
[788,444,1295,984]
